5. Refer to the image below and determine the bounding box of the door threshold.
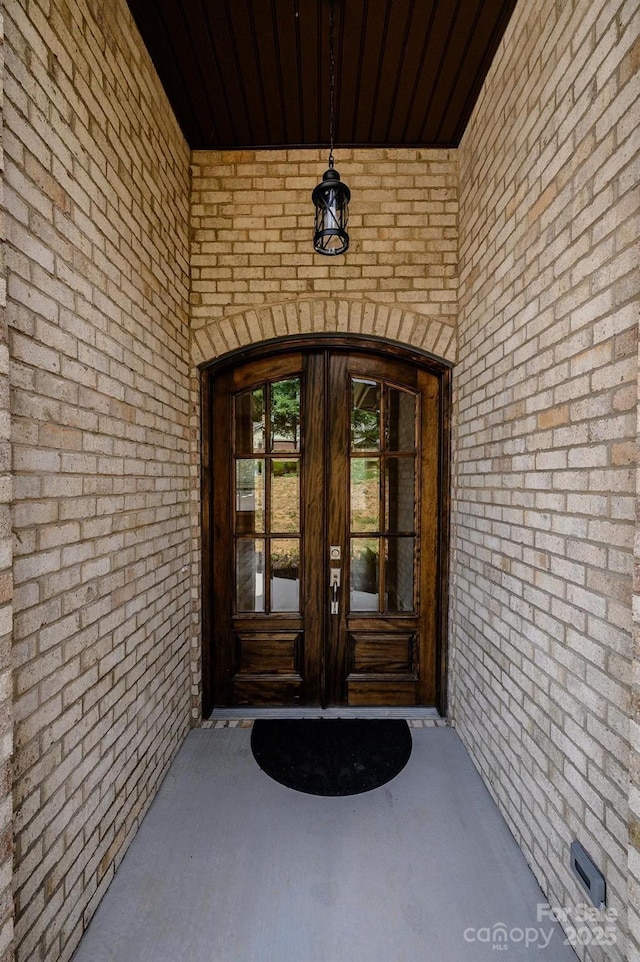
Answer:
[208,706,444,720]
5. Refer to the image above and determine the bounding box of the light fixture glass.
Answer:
[312,164,350,255]
[312,0,350,255]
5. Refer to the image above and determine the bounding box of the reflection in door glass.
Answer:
[386,538,414,612]
[271,460,300,532]
[385,459,415,533]
[235,388,265,454]
[270,379,300,452]
[350,459,379,531]
[350,538,379,611]
[236,539,265,612]
[351,379,380,451]
[271,539,300,612]
[387,388,415,451]
[235,460,265,533]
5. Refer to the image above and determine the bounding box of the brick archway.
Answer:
[191,298,457,367]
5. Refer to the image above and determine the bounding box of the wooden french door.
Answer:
[206,345,446,709]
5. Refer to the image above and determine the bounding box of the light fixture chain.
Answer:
[328,0,335,168]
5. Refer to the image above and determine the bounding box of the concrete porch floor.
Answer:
[71,725,577,962]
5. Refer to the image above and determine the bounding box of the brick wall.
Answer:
[0,7,14,960]
[190,148,458,364]
[453,1,639,959]
[632,557,640,946]
[3,1,192,960]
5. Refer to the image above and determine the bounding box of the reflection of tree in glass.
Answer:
[352,409,379,449]
[351,380,380,449]
[271,379,300,444]
[250,387,264,424]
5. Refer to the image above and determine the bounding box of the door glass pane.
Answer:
[387,388,415,451]
[350,537,379,611]
[350,459,379,531]
[235,387,265,454]
[236,539,265,612]
[270,378,300,452]
[351,379,380,451]
[271,539,300,612]
[385,538,414,612]
[385,459,415,533]
[235,459,264,533]
[271,460,300,532]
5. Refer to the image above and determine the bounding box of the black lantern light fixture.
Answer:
[312,0,350,255]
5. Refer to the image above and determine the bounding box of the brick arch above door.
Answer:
[191,298,457,367]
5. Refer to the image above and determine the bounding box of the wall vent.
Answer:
[570,841,606,908]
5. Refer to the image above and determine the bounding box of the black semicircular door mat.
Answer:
[250,718,412,796]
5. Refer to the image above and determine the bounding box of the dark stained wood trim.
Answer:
[200,370,213,718]
[199,332,453,377]
[437,364,452,717]
[301,351,326,704]
[417,367,439,704]
[326,352,349,706]
[210,368,235,707]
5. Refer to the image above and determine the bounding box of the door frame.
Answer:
[200,334,451,718]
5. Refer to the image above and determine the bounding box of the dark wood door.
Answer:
[208,347,443,708]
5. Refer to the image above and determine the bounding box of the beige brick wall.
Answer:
[3,1,192,960]
[632,557,640,945]
[454,1,639,959]
[0,7,14,961]
[190,148,458,365]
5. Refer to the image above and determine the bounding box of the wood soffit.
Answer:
[126,0,518,151]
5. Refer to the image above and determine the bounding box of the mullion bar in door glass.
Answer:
[236,539,265,612]
[270,460,300,533]
[271,539,300,612]
[235,460,265,533]
[270,378,300,452]
[351,379,380,451]
[350,537,379,611]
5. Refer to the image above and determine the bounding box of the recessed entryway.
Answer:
[202,339,450,714]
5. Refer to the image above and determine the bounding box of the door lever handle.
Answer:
[330,567,341,614]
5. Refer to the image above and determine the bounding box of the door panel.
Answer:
[212,353,319,706]
[209,346,443,708]
[326,354,438,706]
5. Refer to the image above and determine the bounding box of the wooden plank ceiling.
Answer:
[126,0,518,150]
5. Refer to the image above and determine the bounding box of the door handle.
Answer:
[330,567,341,614]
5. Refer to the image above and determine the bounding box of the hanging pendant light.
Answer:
[313,0,350,255]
